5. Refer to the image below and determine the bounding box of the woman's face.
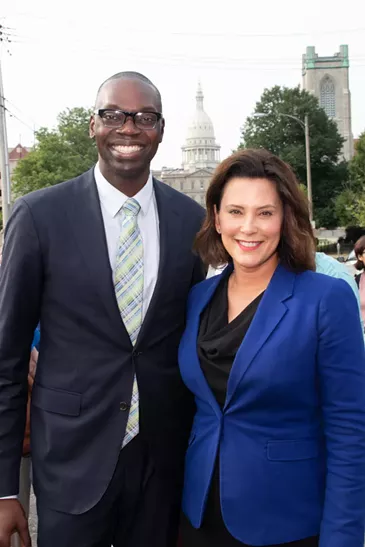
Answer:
[215,177,283,273]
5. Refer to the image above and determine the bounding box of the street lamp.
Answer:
[252,112,313,223]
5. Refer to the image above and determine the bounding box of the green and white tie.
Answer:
[114,198,143,447]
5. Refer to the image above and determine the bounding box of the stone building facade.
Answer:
[153,83,220,206]
[302,45,353,161]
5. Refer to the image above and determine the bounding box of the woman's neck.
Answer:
[231,255,279,293]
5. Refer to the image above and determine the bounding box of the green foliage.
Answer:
[12,107,98,197]
[350,132,365,189]
[334,132,365,226]
[239,86,347,228]
[334,187,358,226]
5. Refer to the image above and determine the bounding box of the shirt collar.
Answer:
[94,162,154,218]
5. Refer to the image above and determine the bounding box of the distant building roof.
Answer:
[8,144,31,160]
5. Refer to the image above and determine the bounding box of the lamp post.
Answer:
[253,112,313,224]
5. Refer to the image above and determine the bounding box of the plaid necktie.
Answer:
[114,198,143,447]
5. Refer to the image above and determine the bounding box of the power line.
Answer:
[6,13,365,39]
[4,106,36,134]
[152,27,365,39]
[4,97,40,130]
[5,31,365,70]
[0,25,13,41]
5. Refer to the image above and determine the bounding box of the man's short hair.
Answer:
[96,71,162,111]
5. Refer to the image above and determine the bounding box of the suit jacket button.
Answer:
[120,402,129,411]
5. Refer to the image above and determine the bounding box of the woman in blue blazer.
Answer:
[179,149,365,547]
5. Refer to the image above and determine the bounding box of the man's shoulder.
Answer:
[314,251,360,308]
[19,169,93,208]
[153,178,205,218]
[315,252,356,285]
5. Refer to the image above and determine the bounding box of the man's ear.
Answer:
[159,118,165,143]
[89,115,95,139]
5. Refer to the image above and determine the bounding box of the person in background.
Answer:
[354,235,365,328]
[179,148,365,547]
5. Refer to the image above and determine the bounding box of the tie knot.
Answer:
[122,198,141,217]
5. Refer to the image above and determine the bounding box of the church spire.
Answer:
[196,80,204,110]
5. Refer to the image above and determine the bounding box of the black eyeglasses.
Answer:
[94,109,162,130]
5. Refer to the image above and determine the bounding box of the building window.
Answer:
[320,76,336,118]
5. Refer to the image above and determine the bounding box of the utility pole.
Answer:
[304,114,313,225]
[0,28,11,228]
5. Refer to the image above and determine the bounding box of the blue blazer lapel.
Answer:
[224,264,296,410]
[183,270,230,418]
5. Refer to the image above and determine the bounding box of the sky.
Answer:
[1,0,365,170]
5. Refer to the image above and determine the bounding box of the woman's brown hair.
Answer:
[195,148,316,272]
[354,235,365,271]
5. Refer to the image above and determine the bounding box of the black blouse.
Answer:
[198,273,263,408]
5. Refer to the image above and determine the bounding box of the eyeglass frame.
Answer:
[93,109,163,130]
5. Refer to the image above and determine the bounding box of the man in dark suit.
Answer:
[0,72,205,547]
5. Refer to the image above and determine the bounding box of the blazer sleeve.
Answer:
[317,278,365,547]
[0,198,43,496]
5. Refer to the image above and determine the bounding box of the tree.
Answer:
[239,86,347,228]
[12,107,98,196]
[349,132,365,189]
[334,132,365,226]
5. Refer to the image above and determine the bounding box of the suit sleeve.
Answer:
[318,278,365,547]
[0,198,42,496]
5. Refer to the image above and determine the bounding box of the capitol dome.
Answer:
[186,83,216,141]
[182,83,220,172]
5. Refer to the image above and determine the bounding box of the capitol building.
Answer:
[153,82,220,206]
[153,43,355,209]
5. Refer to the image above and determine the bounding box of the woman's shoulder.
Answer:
[190,273,220,295]
[188,270,225,307]
[295,268,357,306]
[298,267,351,287]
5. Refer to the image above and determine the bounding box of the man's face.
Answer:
[90,78,164,180]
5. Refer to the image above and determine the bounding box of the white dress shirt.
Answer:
[94,163,160,319]
[1,166,161,499]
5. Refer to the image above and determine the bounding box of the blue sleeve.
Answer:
[318,278,365,547]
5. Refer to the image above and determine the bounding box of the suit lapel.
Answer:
[184,273,225,418]
[136,179,184,345]
[224,264,295,410]
[66,169,131,346]
[136,179,183,346]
